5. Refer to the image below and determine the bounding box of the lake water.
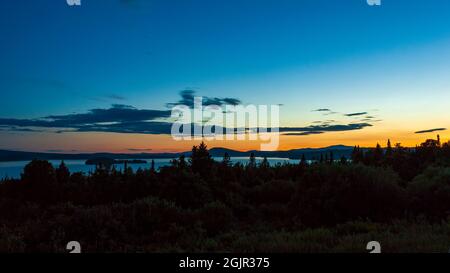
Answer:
[0,157,300,179]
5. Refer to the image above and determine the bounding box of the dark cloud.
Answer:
[0,89,374,137]
[128,148,152,152]
[415,128,447,134]
[75,121,173,135]
[277,123,373,133]
[360,116,382,122]
[283,132,325,136]
[0,89,240,136]
[0,119,57,128]
[314,120,336,125]
[73,123,240,136]
[345,112,368,117]
[45,104,171,125]
[311,109,340,116]
[166,90,241,108]
[257,123,373,136]
[0,126,42,133]
[0,117,373,136]
[0,104,171,134]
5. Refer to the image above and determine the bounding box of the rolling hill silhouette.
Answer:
[0,145,355,162]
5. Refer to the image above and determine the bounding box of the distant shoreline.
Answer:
[85,158,148,166]
[0,145,357,162]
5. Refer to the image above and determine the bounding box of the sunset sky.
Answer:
[0,0,449,153]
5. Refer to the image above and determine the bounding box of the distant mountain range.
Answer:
[0,145,356,162]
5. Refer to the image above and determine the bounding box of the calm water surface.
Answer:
[0,157,300,179]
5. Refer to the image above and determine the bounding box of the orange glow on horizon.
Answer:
[0,129,448,154]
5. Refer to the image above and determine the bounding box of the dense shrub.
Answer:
[195,201,234,236]
[0,140,449,252]
[290,164,407,226]
[409,167,450,219]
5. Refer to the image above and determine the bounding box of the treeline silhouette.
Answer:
[0,137,450,252]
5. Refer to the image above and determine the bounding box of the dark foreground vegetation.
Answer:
[0,136,450,253]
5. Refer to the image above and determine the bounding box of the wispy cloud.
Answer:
[279,123,373,135]
[0,104,172,134]
[0,126,43,133]
[106,94,126,101]
[284,131,325,136]
[415,128,446,134]
[0,90,375,137]
[345,112,368,117]
[311,108,339,116]
[166,90,241,108]
[45,104,171,125]
[128,148,153,152]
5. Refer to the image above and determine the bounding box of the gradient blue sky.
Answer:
[1,0,449,152]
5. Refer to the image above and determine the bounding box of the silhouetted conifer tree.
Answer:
[56,161,70,184]
[249,152,256,168]
[222,152,231,167]
[351,145,364,164]
[260,156,269,168]
[300,154,307,167]
[190,142,213,176]
[179,154,187,169]
[373,143,383,165]
[386,139,393,156]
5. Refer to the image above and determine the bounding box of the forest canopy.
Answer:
[0,136,449,252]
